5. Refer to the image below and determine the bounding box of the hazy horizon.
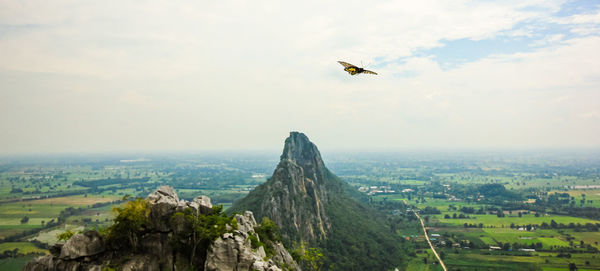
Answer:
[1,1,599,154]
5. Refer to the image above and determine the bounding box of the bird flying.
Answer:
[338,61,377,75]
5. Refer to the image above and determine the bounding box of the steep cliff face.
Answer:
[230,132,343,246]
[231,132,409,270]
[24,186,298,271]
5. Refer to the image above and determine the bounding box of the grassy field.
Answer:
[0,242,47,254]
[406,249,444,271]
[432,212,600,228]
[442,249,600,271]
[551,189,600,208]
[0,255,37,271]
[0,194,119,238]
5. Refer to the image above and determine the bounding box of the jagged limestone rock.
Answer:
[59,231,105,260]
[194,195,213,214]
[25,186,298,271]
[139,232,174,268]
[121,254,160,271]
[236,211,258,234]
[230,132,331,246]
[23,255,54,271]
[146,186,179,204]
[147,185,181,232]
[204,231,254,271]
[205,210,299,271]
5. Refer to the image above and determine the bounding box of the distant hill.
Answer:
[230,132,409,270]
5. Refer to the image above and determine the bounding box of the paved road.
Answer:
[410,205,448,271]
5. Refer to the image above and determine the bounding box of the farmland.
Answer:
[0,151,599,270]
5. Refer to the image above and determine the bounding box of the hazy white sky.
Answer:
[1,0,599,153]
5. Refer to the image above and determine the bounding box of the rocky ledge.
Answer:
[24,186,299,271]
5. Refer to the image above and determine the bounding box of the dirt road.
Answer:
[412,209,448,271]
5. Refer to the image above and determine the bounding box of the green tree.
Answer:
[303,247,324,271]
[170,205,237,269]
[106,198,150,251]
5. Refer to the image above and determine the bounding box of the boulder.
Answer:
[205,232,255,271]
[147,186,180,231]
[175,195,213,216]
[59,231,105,260]
[194,195,213,214]
[205,211,300,271]
[235,211,258,234]
[146,186,179,204]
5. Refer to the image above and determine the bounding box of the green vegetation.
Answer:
[292,244,325,271]
[252,217,281,256]
[56,229,75,242]
[0,255,37,270]
[170,205,237,269]
[105,198,150,251]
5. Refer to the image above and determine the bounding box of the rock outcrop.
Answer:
[205,211,299,271]
[24,186,298,271]
[230,132,335,245]
[59,231,105,260]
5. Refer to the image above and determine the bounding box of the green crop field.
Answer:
[432,212,600,228]
[0,242,47,254]
[0,255,37,271]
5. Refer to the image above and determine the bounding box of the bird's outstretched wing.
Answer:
[338,61,355,68]
[362,69,378,75]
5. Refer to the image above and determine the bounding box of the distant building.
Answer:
[489,246,501,250]
[431,234,441,237]
[519,248,535,252]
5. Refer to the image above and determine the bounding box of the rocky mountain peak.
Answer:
[279,132,327,185]
[230,132,334,246]
[281,132,323,165]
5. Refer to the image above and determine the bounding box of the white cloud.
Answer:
[0,0,598,152]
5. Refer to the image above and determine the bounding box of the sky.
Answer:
[0,0,599,154]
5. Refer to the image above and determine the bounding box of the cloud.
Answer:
[0,0,598,152]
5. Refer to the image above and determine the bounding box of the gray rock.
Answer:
[49,243,62,257]
[59,231,105,260]
[121,254,160,271]
[272,242,301,270]
[23,255,54,271]
[147,186,180,231]
[205,232,254,271]
[235,211,258,234]
[193,195,213,214]
[146,186,179,205]
[139,232,174,268]
[205,211,300,271]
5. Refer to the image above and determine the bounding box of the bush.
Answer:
[57,229,75,242]
[105,198,150,251]
[170,205,238,269]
